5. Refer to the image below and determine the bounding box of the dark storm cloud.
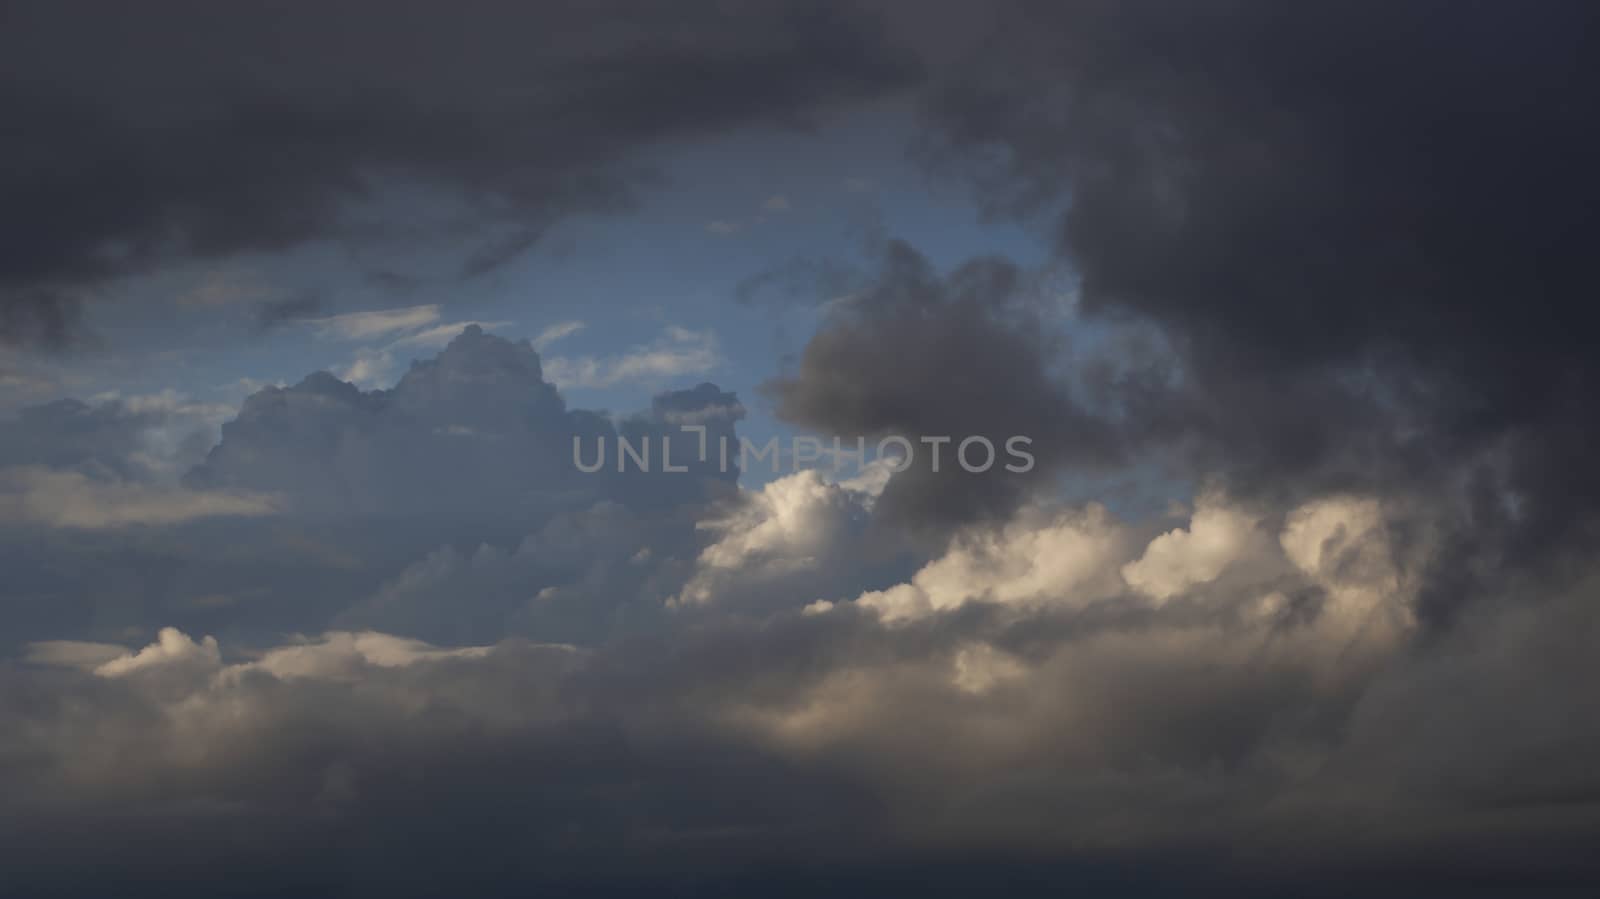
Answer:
[6,2,1600,895]
[764,240,1122,532]
[0,0,915,345]
[5,545,1598,897]
[915,0,1600,558]
[3,361,1596,897]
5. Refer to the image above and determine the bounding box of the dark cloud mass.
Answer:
[3,2,1600,896]
[917,0,1600,571]
[765,240,1123,533]
[0,0,914,344]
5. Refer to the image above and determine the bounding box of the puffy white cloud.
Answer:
[853,503,1128,623]
[95,627,220,677]
[1280,495,1389,582]
[1280,495,1414,650]
[833,490,1422,665]
[1121,493,1264,601]
[833,457,896,505]
[671,470,871,607]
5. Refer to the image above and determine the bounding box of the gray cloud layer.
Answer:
[3,326,1596,896]
[4,2,1600,895]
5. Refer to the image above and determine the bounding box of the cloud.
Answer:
[529,320,585,350]
[544,326,720,391]
[0,1,914,346]
[0,384,248,486]
[826,488,1421,669]
[849,502,1128,623]
[333,505,674,646]
[1,397,168,478]
[187,325,579,519]
[1121,493,1264,601]
[14,332,757,662]
[0,458,1596,895]
[671,470,873,607]
[302,305,441,341]
[3,264,1592,899]
[187,326,739,522]
[5,3,1600,890]
[112,330,751,648]
[764,241,1121,532]
[336,347,398,388]
[251,290,327,331]
[55,626,499,684]
[88,390,242,477]
[0,288,81,349]
[94,626,220,678]
[173,267,273,308]
[21,640,130,670]
[336,320,520,388]
[918,0,1600,610]
[389,320,515,350]
[1279,495,1413,644]
[0,365,60,409]
[0,466,280,529]
[5,502,1588,895]
[224,630,496,683]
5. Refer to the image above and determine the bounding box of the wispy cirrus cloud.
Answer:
[390,320,515,350]
[530,320,586,350]
[0,466,280,529]
[301,304,441,341]
[543,326,719,391]
[333,319,520,387]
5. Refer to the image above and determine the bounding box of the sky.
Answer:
[3,1,1600,896]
